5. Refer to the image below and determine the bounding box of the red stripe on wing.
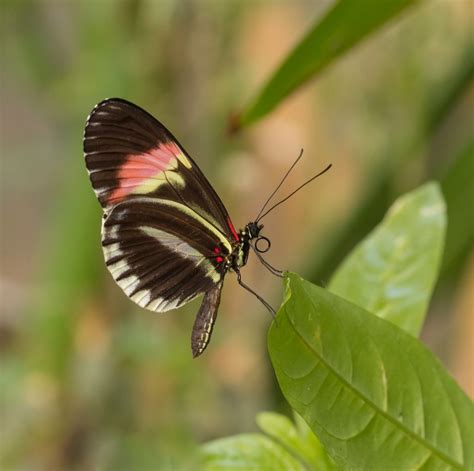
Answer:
[107,141,181,204]
[227,217,239,241]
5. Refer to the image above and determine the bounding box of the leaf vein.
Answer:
[282,304,463,469]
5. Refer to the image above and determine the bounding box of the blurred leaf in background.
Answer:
[329,183,446,336]
[234,0,420,129]
[202,411,337,470]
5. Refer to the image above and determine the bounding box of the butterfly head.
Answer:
[246,221,263,239]
[244,221,271,254]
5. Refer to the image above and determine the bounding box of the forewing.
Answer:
[102,197,229,312]
[84,98,239,242]
[191,281,223,358]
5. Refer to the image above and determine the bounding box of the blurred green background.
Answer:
[1,0,473,469]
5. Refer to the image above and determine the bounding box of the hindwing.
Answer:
[102,197,230,313]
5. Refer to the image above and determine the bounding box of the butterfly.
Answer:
[83,98,331,357]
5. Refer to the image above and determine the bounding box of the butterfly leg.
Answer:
[235,269,276,318]
[251,245,284,278]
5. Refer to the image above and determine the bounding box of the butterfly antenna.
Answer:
[254,148,304,221]
[256,163,332,222]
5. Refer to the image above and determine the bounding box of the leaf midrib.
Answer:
[281,290,463,470]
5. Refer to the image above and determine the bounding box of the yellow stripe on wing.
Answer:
[140,226,222,283]
[120,196,233,253]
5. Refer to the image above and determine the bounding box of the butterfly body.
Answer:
[84,98,269,357]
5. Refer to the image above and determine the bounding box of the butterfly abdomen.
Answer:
[191,282,223,357]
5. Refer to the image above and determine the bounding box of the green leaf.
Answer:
[268,273,474,470]
[201,411,339,470]
[329,183,446,337]
[293,412,339,470]
[305,44,473,286]
[201,433,304,470]
[237,0,420,128]
[257,412,338,470]
[440,139,474,276]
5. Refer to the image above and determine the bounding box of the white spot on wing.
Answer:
[103,242,123,258]
[141,226,203,258]
[132,290,151,307]
[140,226,221,283]
[119,275,140,296]
[106,225,120,239]
[94,111,112,116]
[147,297,164,311]
[108,259,130,277]
[147,295,186,313]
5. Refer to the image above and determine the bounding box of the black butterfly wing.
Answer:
[102,197,227,312]
[84,98,237,356]
[84,98,240,243]
[102,197,226,357]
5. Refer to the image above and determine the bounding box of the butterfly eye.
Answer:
[255,236,271,253]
